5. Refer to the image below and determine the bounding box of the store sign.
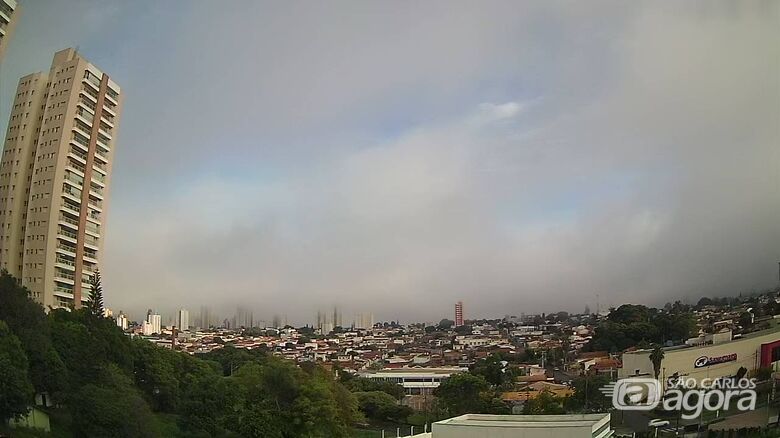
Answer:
[694,353,737,368]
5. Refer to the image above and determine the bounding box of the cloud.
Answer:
[3,1,777,324]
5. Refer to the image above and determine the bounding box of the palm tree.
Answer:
[649,344,664,381]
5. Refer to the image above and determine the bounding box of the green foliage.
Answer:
[0,320,34,423]
[522,390,565,415]
[179,371,240,437]
[196,344,267,376]
[649,344,665,380]
[438,319,454,329]
[588,304,696,352]
[231,358,357,438]
[68,364,159,438]
[0,271,372,437]
[341,375,405,400]
[0,271,66,395]
[434,372,508,417]
[49,308,134,387]
[565,374,612,413]
[470,354,514,387]
[354,391,412,423]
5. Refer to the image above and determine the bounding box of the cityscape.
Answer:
[0,1,779,438]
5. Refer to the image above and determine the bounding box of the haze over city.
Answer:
[1,0,777,324]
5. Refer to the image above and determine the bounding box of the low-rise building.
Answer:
[620,325,780,385]
[411,413,612,438]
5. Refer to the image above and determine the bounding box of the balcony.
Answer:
[59,226,77,239]
[83,72,101,90]
[69,147,87,164]
[54,269,75,283]
[93,160,107,174]
[84,234,99,248]
[53,285,74,297]
[56,242,77,256]
[55,255,76,268]
[64,172,84,188]
[88,210,101,223]
[80,87,98,103]
[61,200,81,216]
[78,97,96,113]
[62,184,82,200]
[75,108,94,125]
[71,133,90,152]
[68,159,86,175]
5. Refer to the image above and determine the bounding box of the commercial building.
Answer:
[620,326,780,386]
[0,0,18,61]
[411,413,612,438]
[455,301,463,326]
[0,48,121,308]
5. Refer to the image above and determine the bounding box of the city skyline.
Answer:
[1,1,778,322]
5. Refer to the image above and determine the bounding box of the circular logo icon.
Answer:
[694,356,709,368]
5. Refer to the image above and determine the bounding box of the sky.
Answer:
[1,1,778,325]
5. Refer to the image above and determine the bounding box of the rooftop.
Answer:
[435,413,610,428]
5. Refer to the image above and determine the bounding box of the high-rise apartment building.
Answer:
[455,301,464,326]
[354,312,374,330]
[0,48,121,309]
[0,0,18,61]
[177,308,189,331]
[147,313,161,334]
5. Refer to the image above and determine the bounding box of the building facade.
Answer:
[178,309,189,331]
[0,48,121,309]
[620,327,780,386]
[147,313,161,334]
[455,301,464,326]
[0,0,18,61]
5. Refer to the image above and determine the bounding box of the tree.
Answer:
[342,376,405,400]
[523,390,565,415]
[179,371,240,437]
[0,320,34,423]
[0,270,66,396]
[434,373,507,416]
[132,339,181,412]
[649,345,665,381]
[438,319,454,330]
[565,375,611,413]
[354,391,412,422]
[86,269,104,318]
[68,364,159,438]
[470,354,513,387]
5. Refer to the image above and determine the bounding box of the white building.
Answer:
[142,321,153,336]
[147,313,161,334]
[412,414,612,438]
[354,312,375,329]
[177,308,189,331]
[620,326,780,386]
[358,367,466,397]
[115,313,128,330]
